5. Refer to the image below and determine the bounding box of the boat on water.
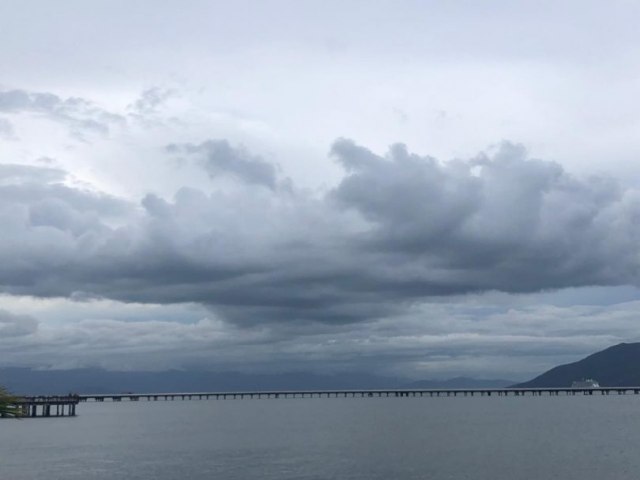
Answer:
[571,378,600,388]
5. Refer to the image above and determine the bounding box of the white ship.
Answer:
[571,378,600,388]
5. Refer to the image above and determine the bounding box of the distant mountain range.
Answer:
[403,377,514,389]
[514,342,640,388]
[10,342,640,394]
[0,367,514,395]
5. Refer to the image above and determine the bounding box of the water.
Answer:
[2,396,640,479]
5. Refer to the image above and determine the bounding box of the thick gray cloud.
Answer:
[0,298,636,377]
[330,139,636,294]
[167,140,279,190]
[0,165,132,299]
[3,2,640,377]
[0,89,124,137]
[0,140,639,330]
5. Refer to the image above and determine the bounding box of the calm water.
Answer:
[2,396,640,479]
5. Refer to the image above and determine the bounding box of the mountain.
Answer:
[0,368,514,395]
[402,377,515,389]
[514,342,640,388]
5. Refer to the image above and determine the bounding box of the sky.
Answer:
[2,0,640,380]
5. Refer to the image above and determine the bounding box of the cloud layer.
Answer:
[0,139,639,332]
[0,89,124,137]
[0,294,635,378]
[0,309,38,337]
[167,140,279,190]
[4,2,640,378]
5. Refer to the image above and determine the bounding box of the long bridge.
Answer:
[12,387,640,418]
[79,386,640,402]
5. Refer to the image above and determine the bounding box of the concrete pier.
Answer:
[13,395,80,418]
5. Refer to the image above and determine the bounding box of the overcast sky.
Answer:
[2,0,640,380]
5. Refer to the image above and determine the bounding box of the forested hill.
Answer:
[514,343,640,388]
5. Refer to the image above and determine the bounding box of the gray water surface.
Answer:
[2,396,639,479]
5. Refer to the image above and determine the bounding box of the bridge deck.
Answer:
[77,387,640,402]
[8,388,640,418]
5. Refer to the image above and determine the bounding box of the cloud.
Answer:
[0,297,636,377]
[0,165,133,300]
[0,89,124,138]
[0,163,66,184]
[167,140,279,190]
[0,140,639,331]
[0,309,38,337]
[128,87,175,115]
[0,117,14,139]
[330,139,635,293]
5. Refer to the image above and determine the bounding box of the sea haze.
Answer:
[2,397,639,480]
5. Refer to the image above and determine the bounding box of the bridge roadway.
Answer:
[14,388,640,418]
[78,387,640,402]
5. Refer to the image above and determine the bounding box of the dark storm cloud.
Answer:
[0,166,133,297]
[0,89,124,136]
[331,139,633,293]
[167,140,279,190]
[1,140,639,326]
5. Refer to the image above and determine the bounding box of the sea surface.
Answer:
[2,395,640,479]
